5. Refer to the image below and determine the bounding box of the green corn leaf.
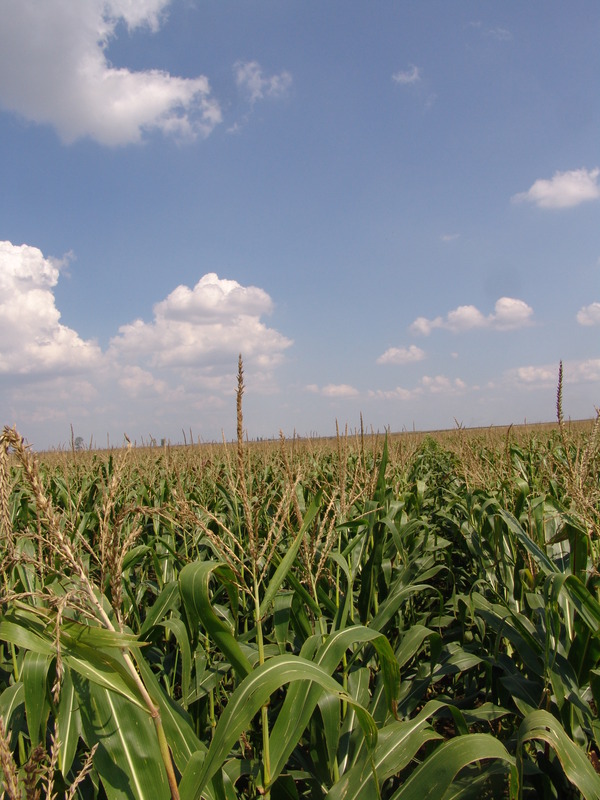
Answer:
[179,561,253,680]
[61,641,148,710]
[356,440,390,624]
[390,733,513,800]
[22,650,51,747]
[440,762,515,800]
[121,544,152,572]
[269,625,399,782]
[179,654,378,800]
[317,691,341,779]
[159,616,192,707]
[133,646,206,775]
[357,523,385,624]
[57,666,82,776]
[0,617,56,657]
[260,491,322,616]
[432,645,482,681]
[396,625,438,669]
[338,666,371,774]
[139,580,181,637]
[271,774,301,799]
[545,572,600,636]
[327,703,445,799]
[471,594,543,675]
[273,591,294,654]
[327,550,354,631]
[60,619,145,649]
[498,509,559,575]
[0,682,24,730]
[569,616,600,686]
[0,609,149,709]
[375,435,390,503]
[178,750,228,800]
[285,570,322,618]
[516,710,600,800]
[369,580,443,634]
[74,675,171,800]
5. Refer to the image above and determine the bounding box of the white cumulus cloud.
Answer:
[118,365,169,398]
[410,297,533,336]
[155,274,274,321]
[377,345,425,365]
[492,297,534,329]
[109,273,292,372]
[446,305,487,331]
[409,316,443,336]
[577,302,600,326]
[0,240,293,445]
[0,0,222,145]
[512,168,600,209]
[0,240,102,375]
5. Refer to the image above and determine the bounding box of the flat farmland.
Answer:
[1,409,599,799]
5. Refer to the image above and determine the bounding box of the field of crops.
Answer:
[1,380,600,798]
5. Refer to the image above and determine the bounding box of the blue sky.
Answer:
[1,1,599,449]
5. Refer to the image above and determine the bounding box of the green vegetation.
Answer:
[1,371,600,798]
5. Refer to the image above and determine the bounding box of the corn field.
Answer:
[1,387,600,797]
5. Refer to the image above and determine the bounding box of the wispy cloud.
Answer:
[512,168,600,209]
[508,359,600,388]
[369,375,467,401]
[469,22,512,41]
[421,375,467,394]
[369,386,417,401]
[410,297,533,336]
[392,65,421,85]
[234,61,292,105]
[306,383,359,398]
[486,27,512,41]
[376,345,425,365]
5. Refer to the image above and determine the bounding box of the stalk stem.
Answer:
[254,579,271,798]
[153,714,180,800]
